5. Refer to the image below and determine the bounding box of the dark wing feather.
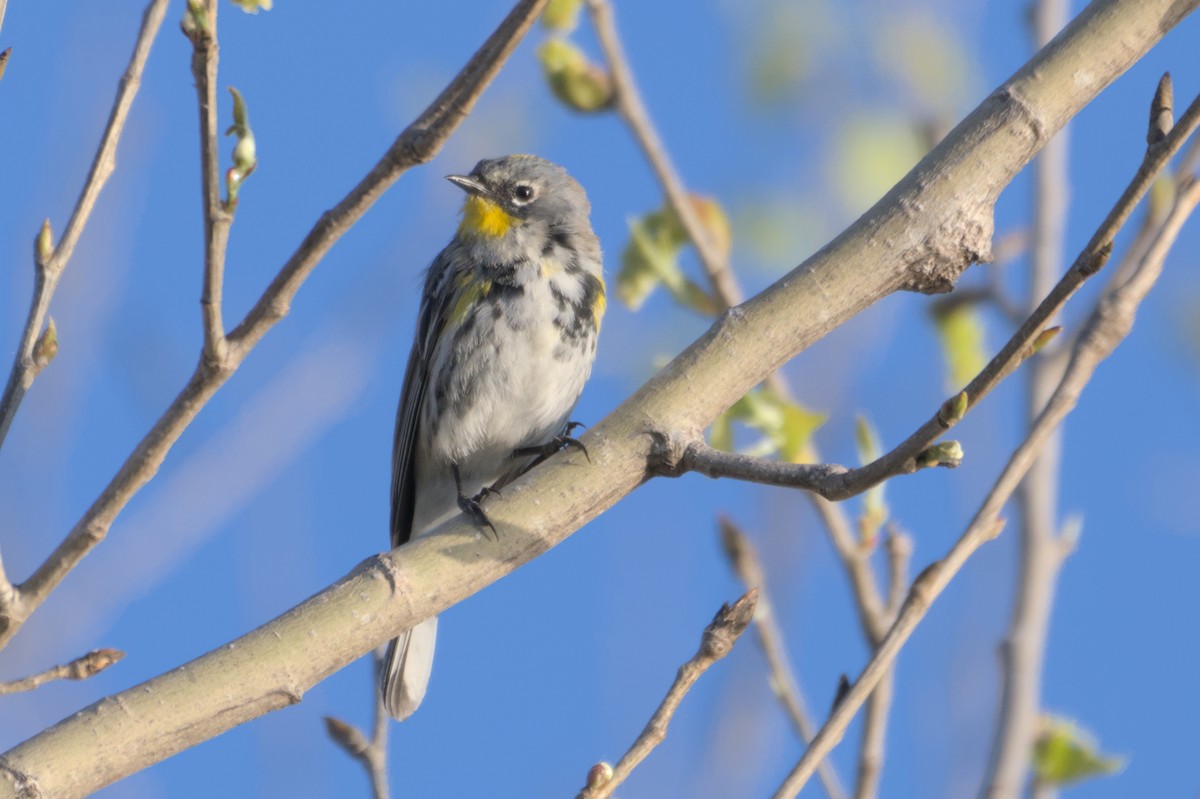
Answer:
[390,249,458,547]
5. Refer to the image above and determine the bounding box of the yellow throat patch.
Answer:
[459,195,518,238]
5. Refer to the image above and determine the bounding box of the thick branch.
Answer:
[0,0,550,652]
[575,591,757,799]
[0,0,170,453]
[0,1,1193,794]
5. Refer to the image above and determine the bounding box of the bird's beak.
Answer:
[446,174,488,196]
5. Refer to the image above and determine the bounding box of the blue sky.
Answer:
[1,1,1198,797]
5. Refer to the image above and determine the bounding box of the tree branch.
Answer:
[0,0,551,653]
[575,591,757,799]
[184,0,233,365]
[586,0,741,310]
[0,0,170,453]
[0,2,1193,794]
[0,649,124,696]
[720,519,848,799]
[654,80,1200,505]
[770,154,1200,799]
[324,656,390,799]
[981,1,1073,794]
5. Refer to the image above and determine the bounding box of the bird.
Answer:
[381,154,605,720]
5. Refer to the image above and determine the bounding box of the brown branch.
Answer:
[325,656,390,799]
[0,0,170,453]
[575,591,757,799]
[771,151,1200,799]
[184,0,232,365]
[0,649,124,696]
[586,0,741,310]
[0,0,550,653]
[719,519,849,799]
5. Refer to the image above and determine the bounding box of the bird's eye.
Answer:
[513,184,535,203]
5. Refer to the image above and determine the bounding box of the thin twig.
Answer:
[853,528,910,799]
[586,0,740,309]
[0,0,170,454]
[720,519,849,799]
[576,591,758,799]
[325,655,390,799]
[0,649,124,696]
[771,154,1200,799]
[185,0,232,365]
[0,0,550,652]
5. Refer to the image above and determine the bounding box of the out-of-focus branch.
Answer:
[576,591,757,799]
[0,0,550,653]
[0,649,124,696]
[0,0,170,453]
[853,528,911,799]
[772,136,1200,799]
[720,519,848,799]
[184,0,232,365]
[981,1,1072,795]
[325,656,390,799]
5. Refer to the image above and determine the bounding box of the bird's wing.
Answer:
[390,248,459,548]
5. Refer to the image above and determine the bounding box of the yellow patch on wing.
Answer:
[459,195,517,239]
[592,275,607,329]
[449,278,492,324]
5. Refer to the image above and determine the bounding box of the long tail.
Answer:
[381,616,438,721]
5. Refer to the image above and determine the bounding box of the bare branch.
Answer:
[184,0,232,365]
[771,157,1200,799]
[576,591,757,799]
[325,656,390,799]
[0,0,550,653]
[720,519,848,799]
[585,0,740,310]
[0,3,1193,793]
[0,649,124,696]
[0,0,170,453]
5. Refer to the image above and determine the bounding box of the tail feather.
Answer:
[381,616,438,721]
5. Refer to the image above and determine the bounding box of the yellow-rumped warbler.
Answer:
[382,155,605,720]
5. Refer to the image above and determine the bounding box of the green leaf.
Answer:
[229,0,272,13]
[616,199,729,315]
[931,302,987,391]
[1033,715,1124,788]
[855,415,889,543]
[709,388,825,463]
[224,88,257,208]
[537,39,613,113]
[831,113,926,214]
[541,0,584,32]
